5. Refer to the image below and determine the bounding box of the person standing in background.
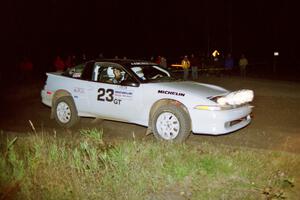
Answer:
[239,54,248,77]
[224,53,234,75]
[190,54,199,80]
[19,56,33,83]
[54,56,65,72]
[155,56,161,65]
[181,55,190,80]
[160,56,167,68]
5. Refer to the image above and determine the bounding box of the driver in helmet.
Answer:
[112,67,123,84]
[106,67,123,84]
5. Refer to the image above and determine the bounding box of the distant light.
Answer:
[274,52,279,56]
[171,64,183,67]
[212,50,220,57]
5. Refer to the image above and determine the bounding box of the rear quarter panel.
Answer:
[44,73,91,115]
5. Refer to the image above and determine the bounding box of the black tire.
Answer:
[53,96,79,128]
[152,104,191,142]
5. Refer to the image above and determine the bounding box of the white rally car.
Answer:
[41,59,254,142]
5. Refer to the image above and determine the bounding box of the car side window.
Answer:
[97,67,111,83]
[81,62,95,80]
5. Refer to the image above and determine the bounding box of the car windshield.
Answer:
[128,63,178,83]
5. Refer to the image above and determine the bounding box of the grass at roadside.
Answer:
[0,129,299,200]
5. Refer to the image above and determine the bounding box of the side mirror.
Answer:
[121,80,139,87]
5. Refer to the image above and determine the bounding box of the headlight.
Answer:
[216,97,227,105]
[209,89,254,106]
[209,95,228,106]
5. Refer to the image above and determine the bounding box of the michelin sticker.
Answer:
[115,90,133,100]
[158,90,185,97]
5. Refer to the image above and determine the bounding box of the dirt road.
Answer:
[1,76,300,153]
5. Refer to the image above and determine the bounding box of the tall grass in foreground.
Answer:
[0,129,299,200]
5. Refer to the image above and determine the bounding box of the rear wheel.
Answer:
[54,96,79,128]
[152,104,191,142]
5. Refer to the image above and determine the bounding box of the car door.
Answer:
[86,64,143,122]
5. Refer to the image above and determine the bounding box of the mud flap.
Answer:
[145,127,153,136]
[50,108,54,119]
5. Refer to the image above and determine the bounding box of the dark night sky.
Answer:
[2,0,300,67]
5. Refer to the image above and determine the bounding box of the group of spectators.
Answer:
[16,53,85,83]
[177,53,249,80]
[153,56,168,68]
[53,54,86,72]
[16,51,249,83]
[75,53,248,80]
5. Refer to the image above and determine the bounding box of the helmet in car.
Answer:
[131,67,145,80]
[107,67,115,78]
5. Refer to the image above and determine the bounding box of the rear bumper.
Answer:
[41,89,52,107]
[190,105,252,135]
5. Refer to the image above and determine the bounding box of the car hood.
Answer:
[150,81,229,98]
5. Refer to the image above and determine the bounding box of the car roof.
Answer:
[93,59,157,69]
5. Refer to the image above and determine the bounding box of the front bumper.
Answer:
[190,105,252,135]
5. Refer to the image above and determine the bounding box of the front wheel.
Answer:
[53,96,79,128]
[152,104,191,142]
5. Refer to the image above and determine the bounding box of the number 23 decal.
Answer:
[97,88,114,102]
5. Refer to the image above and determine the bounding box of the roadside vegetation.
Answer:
[0,129,299,199]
